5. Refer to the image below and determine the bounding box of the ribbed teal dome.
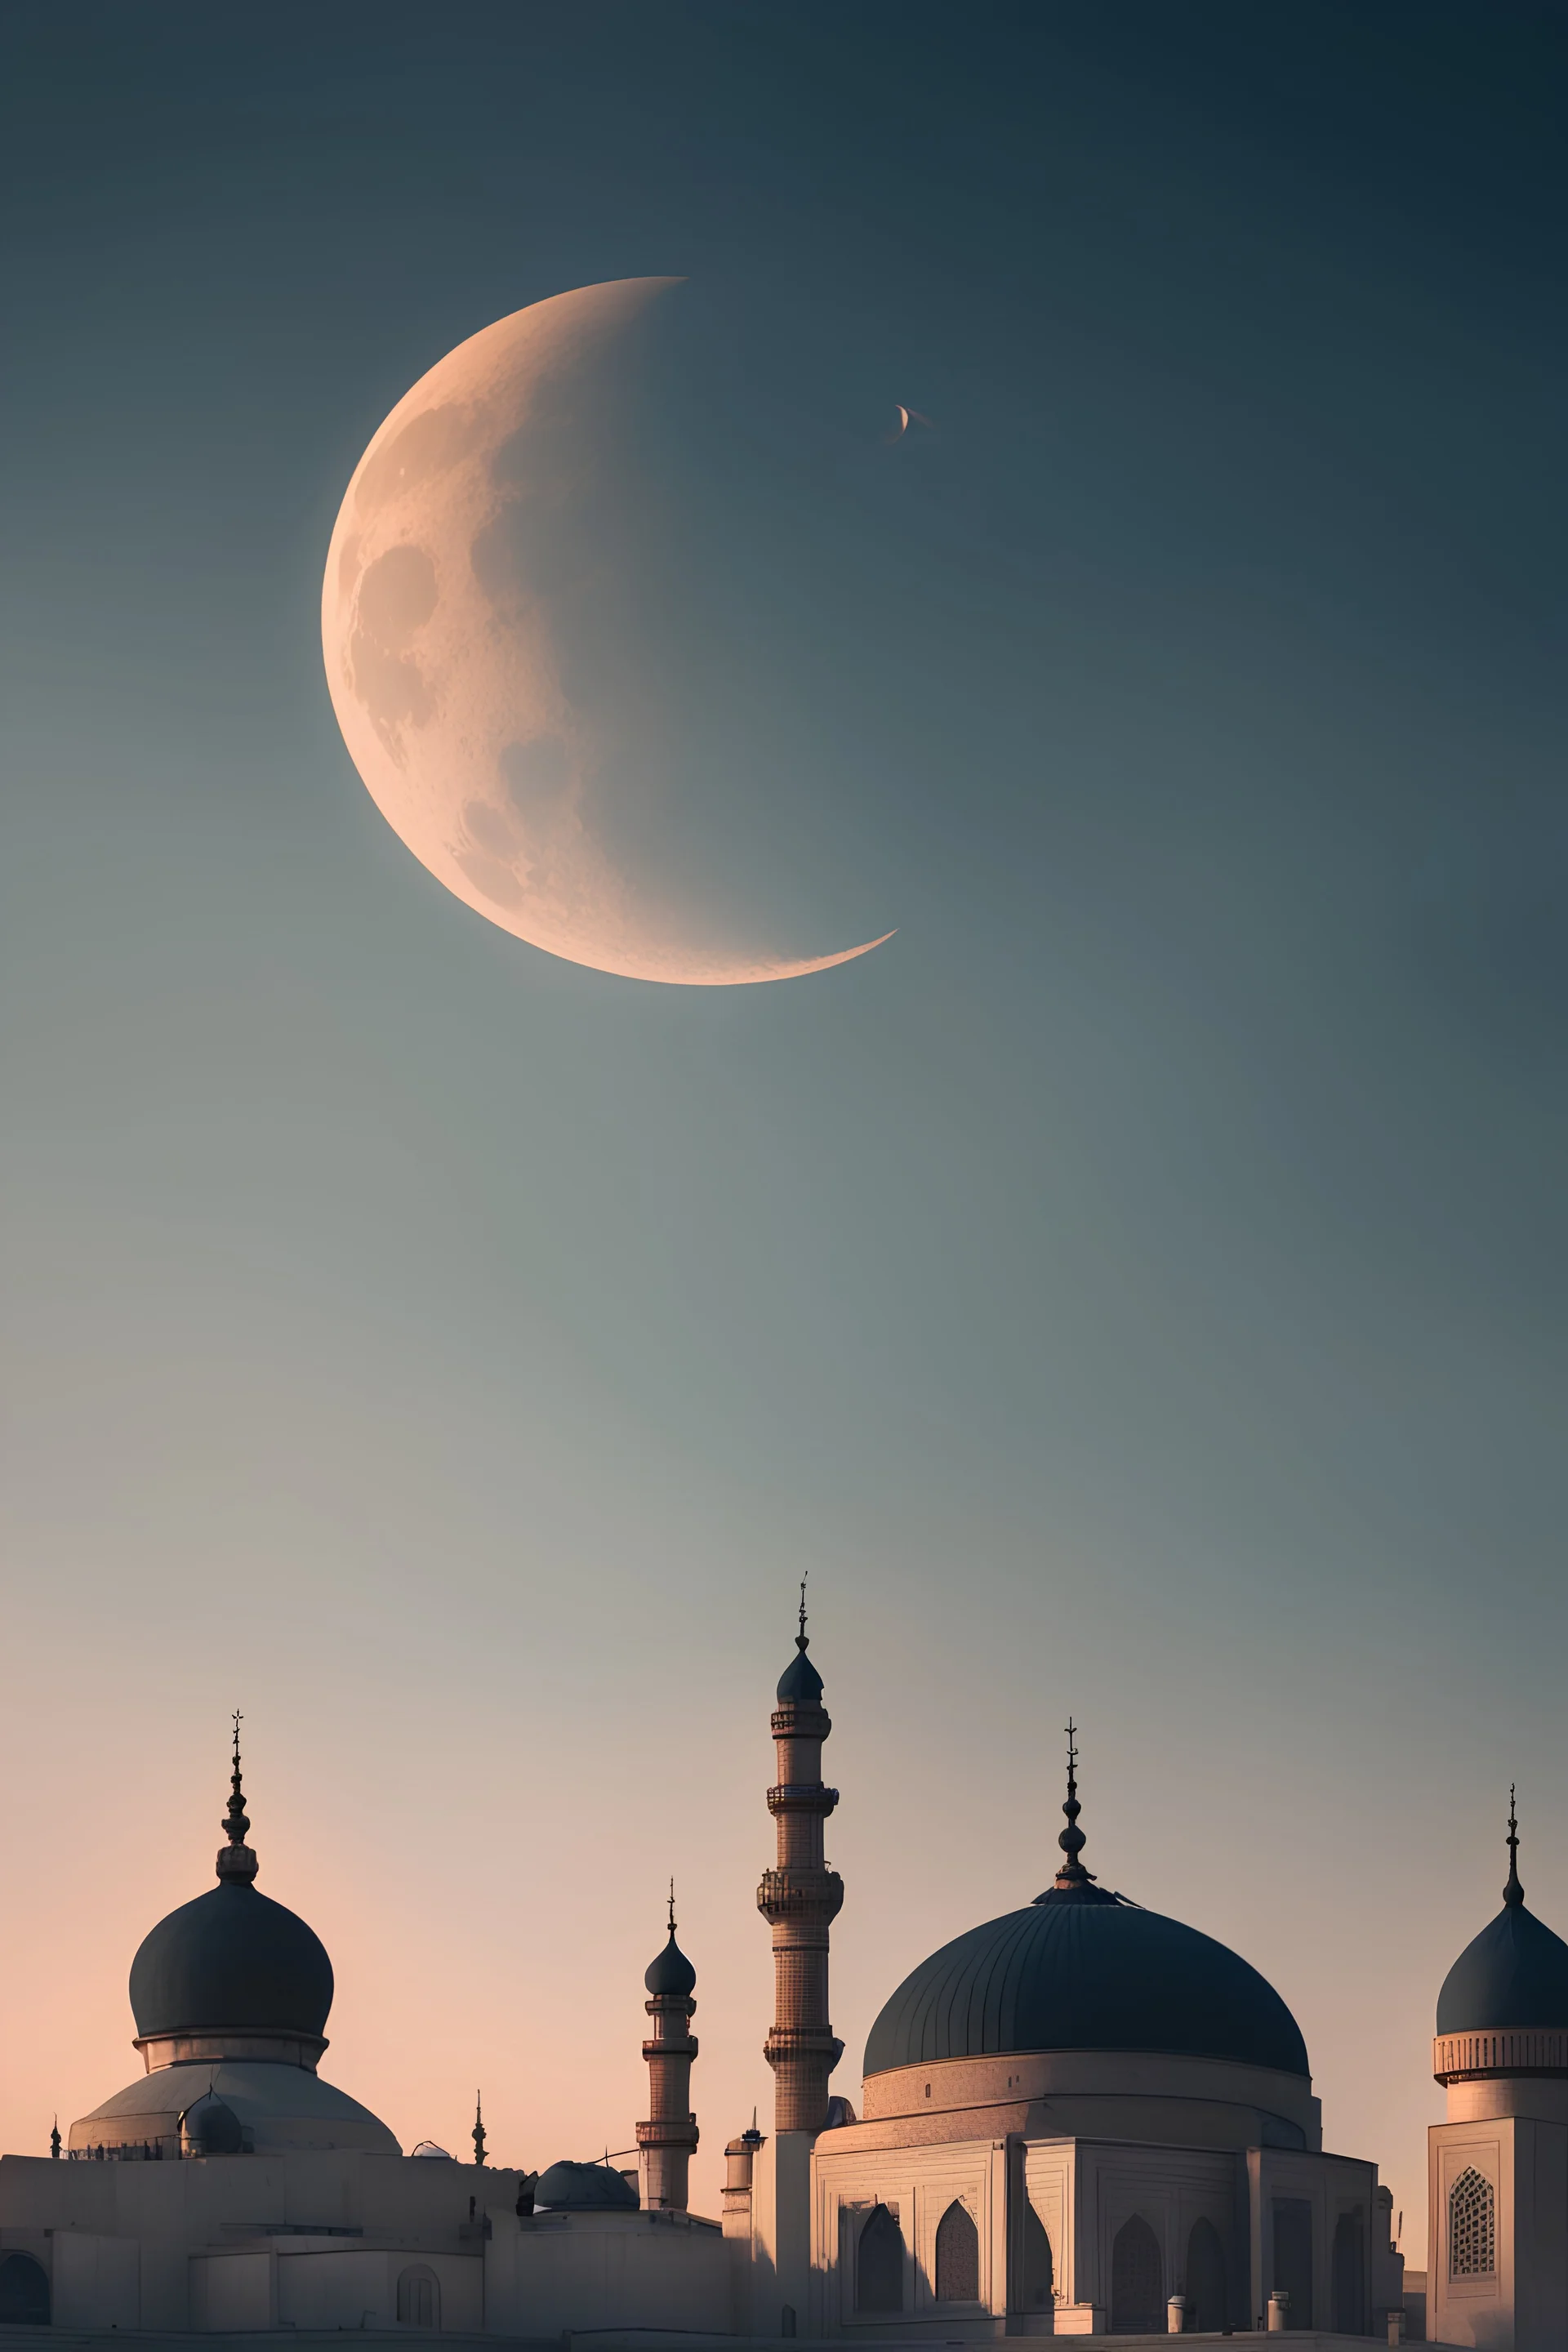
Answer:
[865,1889,1308,2078]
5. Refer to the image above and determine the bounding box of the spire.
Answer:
[645,1882,697,1996]
[1054,1719,1095,1890]
[797,1573,809,1654]
[216,1712,258,1883]
[50,2117,60,2162]
[1504,1784,1524,1909]
[473,2091,488,2167]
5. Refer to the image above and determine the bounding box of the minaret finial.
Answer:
[1504,1784,1524,1909]
[216,1711,258,1883]
[667,1877,677,1935]
[1054,1718,1096,1890]
[473,2091,487,2167]
[50,2117,60,2162]
[797,1573,808,1652]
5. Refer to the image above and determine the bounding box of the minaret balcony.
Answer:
[635,2115,699,2153]
[767,1782,840,1815]
[764,2023,844,2069]
[757,1865,844,1923]
[1433,2028,1568,2082]
[771,1703,831,1737]
[642,2034,698,2062]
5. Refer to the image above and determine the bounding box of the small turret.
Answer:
[723,2110,764,2242]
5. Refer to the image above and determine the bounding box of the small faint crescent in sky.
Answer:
[888,403,936,443]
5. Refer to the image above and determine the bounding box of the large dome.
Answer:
[865,1894,1307,2078]
[1437,1801,1568,2034]
[130,1733,333,2047]
[131,1880,333,2041]
[867,1739,1307,2082]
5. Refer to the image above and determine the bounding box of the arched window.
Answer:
[1332,2212,1365,2334]
[935,2199,980,2303]
[857,2203,905,2314]
[1450,2169,1496,2279]
[0,2255,51,2328]
[1185,2217,1227,2334]
[1111,2215,1162,2335]
[1021,2199,1054,2310]
[397,2265,440,2328]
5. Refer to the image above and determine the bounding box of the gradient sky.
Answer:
[1,2,1564,2256]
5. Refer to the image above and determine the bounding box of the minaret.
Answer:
[637,1883,699,2211]
[758,1579,844,2133]
[472,2092,487,2167]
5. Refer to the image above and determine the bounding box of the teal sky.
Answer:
[1,3,1563,2249]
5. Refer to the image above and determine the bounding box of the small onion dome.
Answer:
[534,2159,639,2211]
[410,2141,454,2160]
[777,1579,823,1703]
[645,1925,697,1998]
[777,1646,823,1704]
[1437,1794,1568,2033]
[180,2091,244,2157]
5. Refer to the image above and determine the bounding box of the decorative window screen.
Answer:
[1450,2169,1496,2279]
[1111,2215,1164,2335]
[935,2199,980,2302]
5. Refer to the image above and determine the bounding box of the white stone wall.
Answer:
[1428,2113,1568,2351]
[811,2132,1007,2336]
[481,2207,730,2336]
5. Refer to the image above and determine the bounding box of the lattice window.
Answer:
[1450,2169,1495,2279]
[935,2199,980,2302]
[1111,2215,1163,2335]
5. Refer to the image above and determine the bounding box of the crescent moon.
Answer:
[321,278,893,985]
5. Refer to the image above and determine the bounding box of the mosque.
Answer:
[1,1608,1564,2350]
